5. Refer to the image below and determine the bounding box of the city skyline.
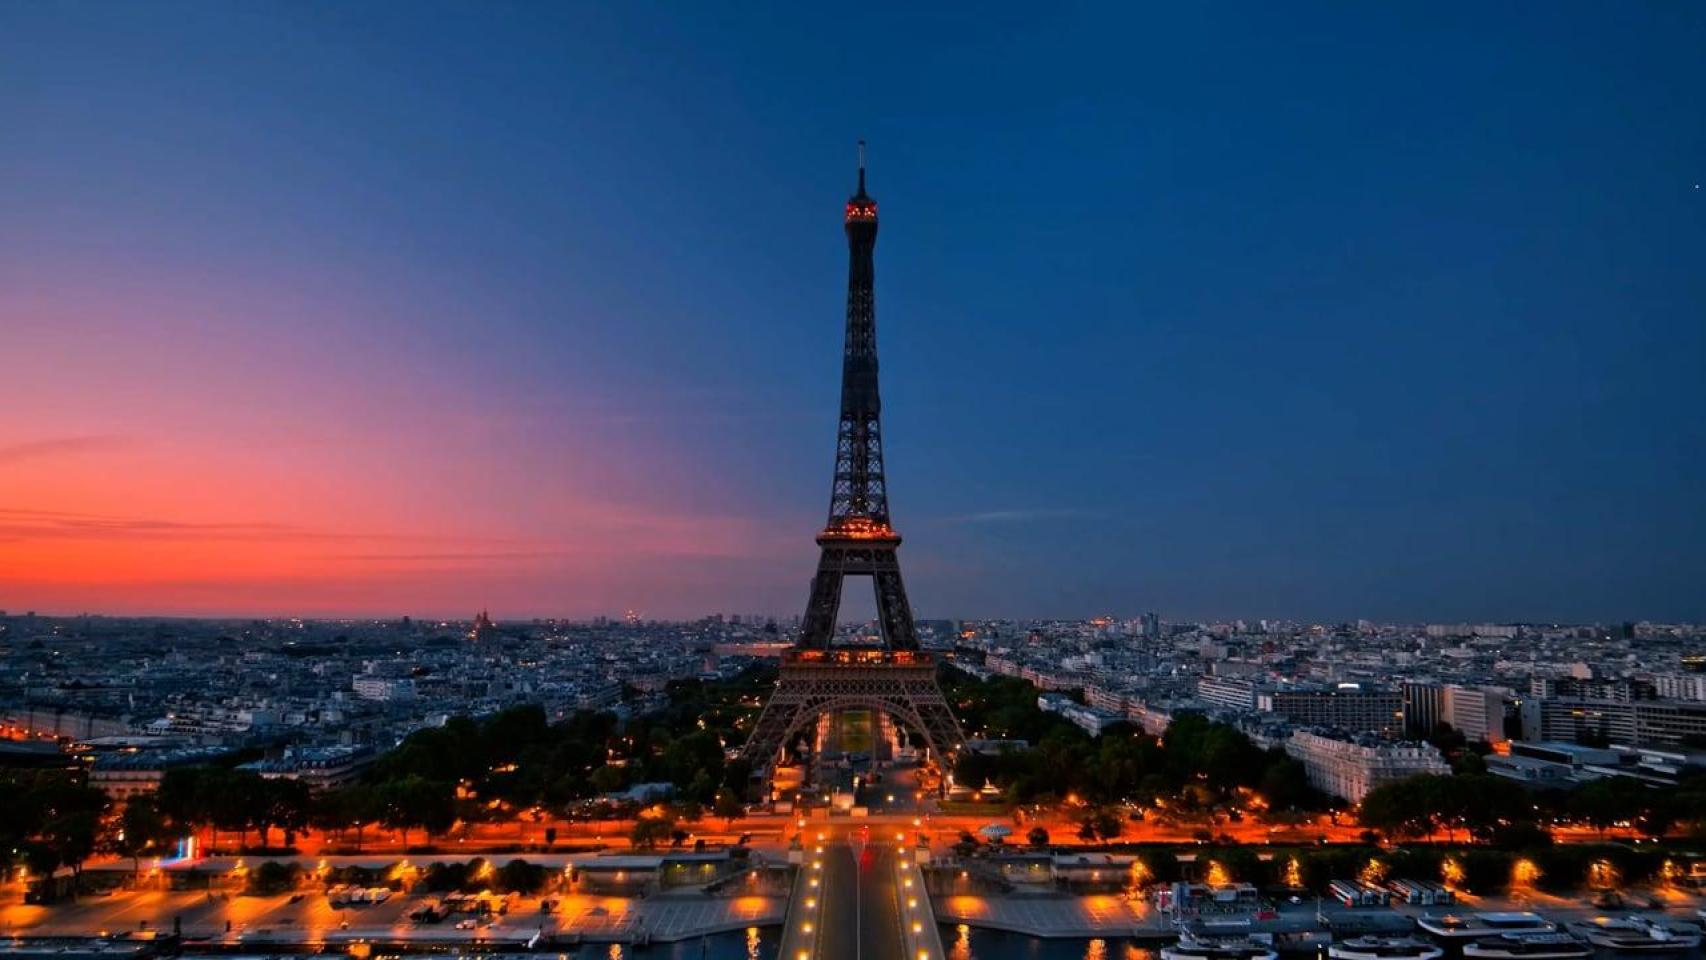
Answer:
[4,4,1704,623]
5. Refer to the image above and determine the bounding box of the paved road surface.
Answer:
[815,834,905,960]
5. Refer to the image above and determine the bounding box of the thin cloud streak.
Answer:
[937,508,1103,525]
[0,435,129,465]
[0,504,787,561]
[0,507,525,546]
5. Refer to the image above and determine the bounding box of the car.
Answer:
[454,919,477,930]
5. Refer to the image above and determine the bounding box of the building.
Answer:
[1444,685,1510,743]
[1037,693,1122,736]
[89,746,236,799]
[1402,682,1446,737]
[1258,683,1403,736]
[1284,730,1450,803]
[1425,624,1518,639]
[1084,683,1130,715]
[1531,677,1654,702]
[352,676,416,702]
[1519,697,1706,746]
[1651,673,1706,703]
[240,744,376,791]
[1196,676,1257,712]
[1,706,133,742]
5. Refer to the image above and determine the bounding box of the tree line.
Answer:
[147,667,774,853]
[942,666,1322,818]
[1358,768,1706,845]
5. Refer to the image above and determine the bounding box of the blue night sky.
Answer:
[2,3,1702,623]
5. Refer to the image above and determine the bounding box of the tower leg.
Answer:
[871,567,919,651]
[798,564,845,650]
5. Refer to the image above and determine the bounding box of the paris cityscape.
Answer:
[3,4,1705,960]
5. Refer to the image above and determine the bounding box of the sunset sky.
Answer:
[2,4,1703,622]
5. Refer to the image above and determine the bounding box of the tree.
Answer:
[205,770,266,850]
[1571,777,1647,838]
[112,796,171,874]
[1427,723,1468,755]
[590,764,626,795]
[1257,756,1315,812]
[1027,826,1050,847]
[1359,773,1546,846]
[1453,751,1488,776]
[1359,776,1440,841]
[686,770,717,807]
[1075,806,1123,842]
[495,859,546,894]
[43,809,100,888]
[713,788,746,830]
[1452,775,1536,844]
[1164,714,1262,793]
[27,779,107,890]
[247,860,300,894]
[661,731,725,792]
[630,815,674,850]
[379,776,456,846]
[319,784,383,850]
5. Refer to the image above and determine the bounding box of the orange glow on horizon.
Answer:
[0,294,777,618]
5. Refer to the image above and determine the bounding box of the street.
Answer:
[810,831,907,960]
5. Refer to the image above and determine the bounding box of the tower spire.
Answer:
[857,139,866,195]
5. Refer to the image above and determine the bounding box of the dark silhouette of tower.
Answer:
[743,146,964,772]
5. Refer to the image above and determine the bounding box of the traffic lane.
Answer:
[814,841,858,960]
[855,840,905,960]
[813,833,909,960]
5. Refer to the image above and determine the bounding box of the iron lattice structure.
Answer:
[743,150,965,771]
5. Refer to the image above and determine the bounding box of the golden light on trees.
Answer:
[1512,858,1542,889]
[1128,858,1152,890]
[1283,857,1304,889]
[1359,858,1388,887]
[1588,859,1619,890]
[1441,857,1465,889]
[1205,860,1231,887]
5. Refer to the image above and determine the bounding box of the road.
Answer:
[814,831,906,960]
[788,759,929,960]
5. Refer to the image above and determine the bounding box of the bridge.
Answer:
[777,824,948,960]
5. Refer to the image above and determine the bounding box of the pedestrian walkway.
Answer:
[933,892,1152,938]
[896,850,949,960]
[0,888,783,947]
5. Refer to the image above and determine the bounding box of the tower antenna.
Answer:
[857,139,866,193]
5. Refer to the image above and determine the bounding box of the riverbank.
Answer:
[929,885,1706,941]
[0,888,784,947]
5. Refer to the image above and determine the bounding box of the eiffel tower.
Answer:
[742,145,965,773]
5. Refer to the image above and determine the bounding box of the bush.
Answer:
[246,860,300,895]
[495,859,547,894]
[1459,850,1513,895]
[325,865,380,886]
[421,860,482,893]
[1131,846,1182,884]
